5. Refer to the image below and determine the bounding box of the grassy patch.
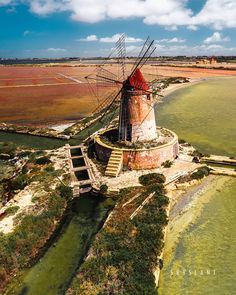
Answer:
[67,179,168,295]
[4,206,20,216]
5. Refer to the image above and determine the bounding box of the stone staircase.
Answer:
[105,150,123,177]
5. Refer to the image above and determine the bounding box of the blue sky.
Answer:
[0,0,235,58]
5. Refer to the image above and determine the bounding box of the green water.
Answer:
[157,77,236,157]
[4,195,109,295]
[1,110,116,295]
[159,177,236,295]
[158,77,236,295]
[0,131,65,150]
[0,110,116,149]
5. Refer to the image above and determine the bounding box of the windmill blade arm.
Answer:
[97,75,123,85]
[130,37,150,72]
[98,89,122,123]
[137,46,156,71]
[129,40,156,77]
[93,88,121,115]
[85,75,122,87]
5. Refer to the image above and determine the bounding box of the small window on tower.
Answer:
[147,94,151,100]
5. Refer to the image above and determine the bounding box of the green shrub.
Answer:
[21,165,29,174]
[35,156,51,165]
[156,194,169,207]
[57,184,73,200]
[11,174,29,190]
[100,184,108,193]
[146,183,164,194]
[139,173,166,186]
[179,139,186,144]
[191,150,204,158]
[34,150,46,156]
[162,160,173,168]
[44,165,55,172]
[191,166,210,180]
[18,151,32,158]
[5,206,20,215]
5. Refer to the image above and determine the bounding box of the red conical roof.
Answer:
[128,68,149,91]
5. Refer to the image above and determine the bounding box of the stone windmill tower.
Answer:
[85,35,179,176]
[118,67,157,143]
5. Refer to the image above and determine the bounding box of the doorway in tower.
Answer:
[127,123,132,141]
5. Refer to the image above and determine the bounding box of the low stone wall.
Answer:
[94,127,179,170]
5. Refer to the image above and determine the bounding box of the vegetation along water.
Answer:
[1,77,236,294]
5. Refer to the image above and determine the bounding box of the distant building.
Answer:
[196,56,217,65]
[209,56,217,64]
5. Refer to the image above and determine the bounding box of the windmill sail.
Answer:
[84,35,157,136]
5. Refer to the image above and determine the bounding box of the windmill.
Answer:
[85,35,179,175]
[85,35,158,144]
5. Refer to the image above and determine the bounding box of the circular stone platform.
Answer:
[94,127,179,170]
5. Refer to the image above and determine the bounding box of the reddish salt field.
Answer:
[0,65,115,125]
[0,64,236,126]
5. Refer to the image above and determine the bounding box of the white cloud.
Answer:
[46,48,67,52]
[192,0,236,30]
[1,0,236,30]
[125,45,144,56]
[157,37,185,43]
[79,35,98,41]
[204,32,230,44]
[23,30,31,36]
[155,44,236,56]
[167,37,185,43]
[187,25,198,31]
[100,34,142,43]
[78,33,143,43]
[165,25,178,31]
[0,0,12,5]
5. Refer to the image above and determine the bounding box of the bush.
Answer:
[57,184,73,200]
[5,206,20,215]
[139,173,166,186]
[21,164,29,174]
[100,184,108,194]
[35,156,51,165]
[191,166,210,180]
[146,183,164,194]
[162,160,173,168]
[191,150,204,158]
[18,151,32,158]
[44,165,55,173]
[179,139,186,144]
[156,194,169,207]
[11,174,29,190]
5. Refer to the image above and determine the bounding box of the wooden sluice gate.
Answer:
[201,155,236,166]
[200,155,236,177]
[66,145,95,195]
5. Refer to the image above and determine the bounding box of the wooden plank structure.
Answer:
[66,145,95,195]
